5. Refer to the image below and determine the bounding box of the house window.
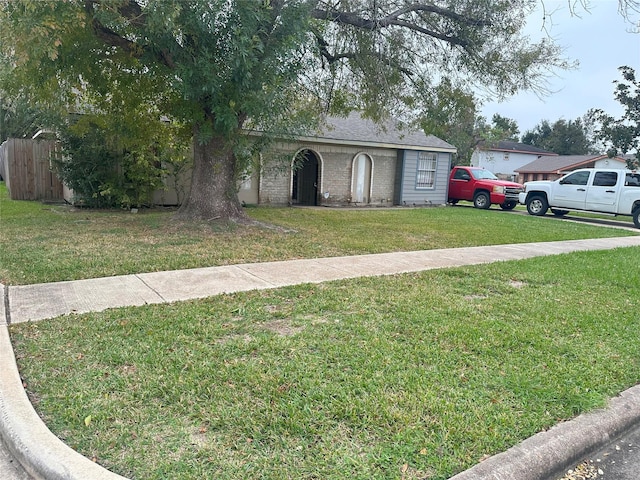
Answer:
[416,152,437,189]
[503,152,510,162]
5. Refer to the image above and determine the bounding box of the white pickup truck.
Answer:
[518,168,640,228]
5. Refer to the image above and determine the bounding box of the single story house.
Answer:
[515,155,629,183]
[234,112,457,208]
[3,112,457,208]
[470,141,557,181]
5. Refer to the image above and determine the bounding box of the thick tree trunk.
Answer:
[175,130,247,222]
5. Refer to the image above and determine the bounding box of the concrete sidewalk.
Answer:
[7,236,640,324]
[2,236,640,479]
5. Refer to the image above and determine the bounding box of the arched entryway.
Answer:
[292,150,320,206]
[351,153,372,204]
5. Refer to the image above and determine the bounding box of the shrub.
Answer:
[53,114,190,208]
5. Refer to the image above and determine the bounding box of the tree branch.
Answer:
[113,0,147,27]
[391,19,470,47]
[84,1,138,52]
[311,2,492,30]
[310,2,484,53]
[84,0,176,69]
[311,27,414,76]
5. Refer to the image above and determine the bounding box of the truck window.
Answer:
[560,171,590,186]
[625,174,640,187]
[470,169,498,180]
[453,169,470,180]
[593,171,618,187]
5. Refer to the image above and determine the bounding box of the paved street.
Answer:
[595,424,640,479]
[0,438,31,480]
[559,424,640,480]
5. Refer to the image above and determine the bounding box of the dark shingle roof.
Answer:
[302,112,456,152]
[477,140,557,156]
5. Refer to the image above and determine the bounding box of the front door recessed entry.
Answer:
[292,150,320,206]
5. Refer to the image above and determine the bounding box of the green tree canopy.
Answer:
[490,114,520,141]
[590,66,640,169]
[521,118,595,155]
[1,0,634,221]
[0,95,43,142]
[417,78,478,165]
[474,113,521,148]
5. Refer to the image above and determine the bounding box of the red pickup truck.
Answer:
[448,166,524,210]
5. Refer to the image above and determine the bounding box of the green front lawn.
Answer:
[0,181,635,285]
[11,248,640,479]
[4,182,640,479]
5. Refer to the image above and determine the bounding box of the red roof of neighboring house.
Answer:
[515,155,627,173]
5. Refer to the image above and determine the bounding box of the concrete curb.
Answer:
[448,385,640,480]
[0,284,128,480]
[1,284,6,327]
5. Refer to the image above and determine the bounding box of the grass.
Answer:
[3,181,640,479]
[10,248,640,479]
[0,181,636,285]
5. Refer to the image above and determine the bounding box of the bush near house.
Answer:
[53,115,190,209]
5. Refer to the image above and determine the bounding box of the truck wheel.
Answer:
[473,191,491,209]
[500,201,517,210]
[526,195,548,216]
[633,208,640,229]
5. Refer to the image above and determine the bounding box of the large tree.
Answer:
[0,95,43,142]
[521,118,594,155]
[590,66,640,169]
[489,114,520,142]
[417,78,478,165]
[1,1,636,222]
[473,113,521,149]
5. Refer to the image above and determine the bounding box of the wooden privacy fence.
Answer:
[0,138,64,201]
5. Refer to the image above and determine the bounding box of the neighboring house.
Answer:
[470,141,556,181]
[515,155,629,183]
[243,112,457,207]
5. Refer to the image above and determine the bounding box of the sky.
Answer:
[480,0,640,136]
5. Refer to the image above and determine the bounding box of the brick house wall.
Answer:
[153,113,455,207]
[258,141,398,206]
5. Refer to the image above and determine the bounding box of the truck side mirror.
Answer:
[461,173,471,181]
